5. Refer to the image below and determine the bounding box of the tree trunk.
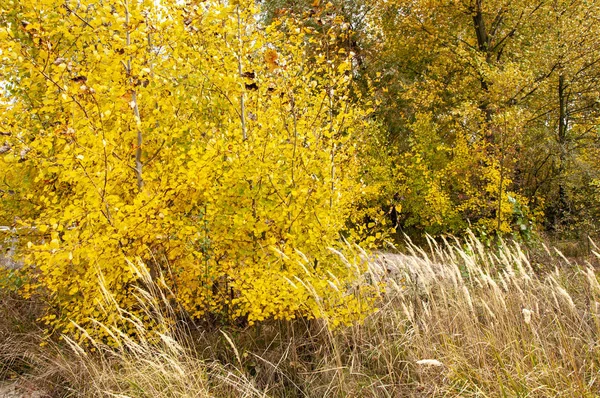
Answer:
[472,2,494,125]
[550,73,569,229]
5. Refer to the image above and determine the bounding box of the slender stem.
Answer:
[237,6,247,141]
[497,126,504,233]
[124,0,144,190]
[329,89,335,210]
[236,4,248,141]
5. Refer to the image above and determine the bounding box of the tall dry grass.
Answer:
[342,236,600,397]
[2,235,600,397]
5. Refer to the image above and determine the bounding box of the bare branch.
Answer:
[0,143,11,154]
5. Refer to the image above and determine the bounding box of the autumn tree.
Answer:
[515,0,600,234]
[0,0,379,337]
[351,0,600,237]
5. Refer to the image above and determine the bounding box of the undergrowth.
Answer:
[2,235,600,397]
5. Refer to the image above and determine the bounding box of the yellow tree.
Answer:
[0,0,377,337]
[360,0,541,235]
[515,0,600,232]
[359,0,600,237]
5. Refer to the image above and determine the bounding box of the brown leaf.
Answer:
[264,48,278,72]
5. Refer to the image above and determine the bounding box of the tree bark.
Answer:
[555,73,569,226]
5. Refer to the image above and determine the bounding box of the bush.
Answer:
[0,0,377,338]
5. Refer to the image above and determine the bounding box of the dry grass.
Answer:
[2,235,600,397]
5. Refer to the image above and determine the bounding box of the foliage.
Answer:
[275,0,600,238]
[0,0,378,338]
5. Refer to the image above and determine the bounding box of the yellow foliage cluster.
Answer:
[0,0,377,338]
[393,112,531,235]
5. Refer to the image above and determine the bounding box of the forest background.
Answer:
[264,0,600,242]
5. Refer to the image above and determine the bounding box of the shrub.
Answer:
[0,0,377,338]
